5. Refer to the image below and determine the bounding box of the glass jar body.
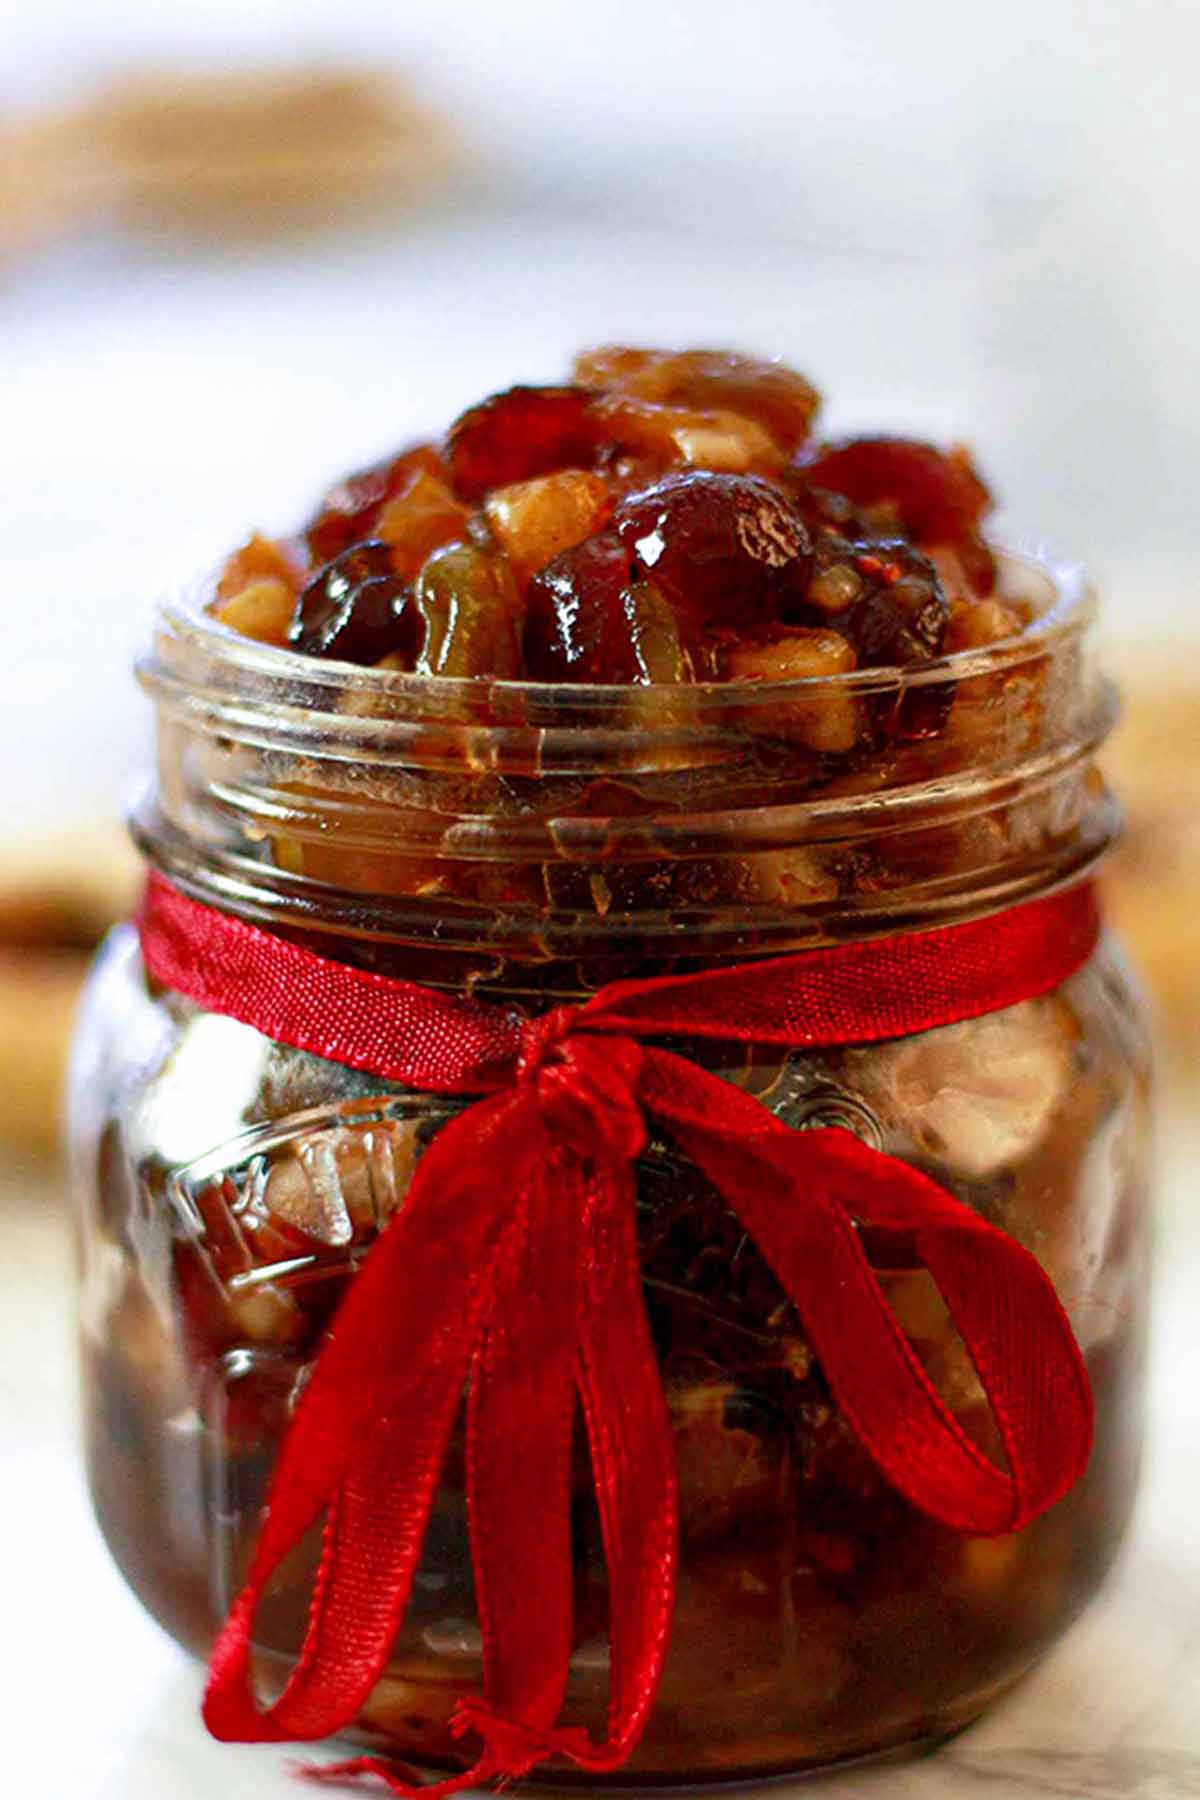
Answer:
[71,920,1151,1783]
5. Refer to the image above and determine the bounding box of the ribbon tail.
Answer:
[305,1143,676,1794]
[451,1132,582,1778]
[203,1090,539,1746]
[544,1151,680,1773]
[641,1048,1093,1537]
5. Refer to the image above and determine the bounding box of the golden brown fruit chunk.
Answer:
[575,347,821,455]
[375,470,472,580]
[592,395,783,474]
[216,533,302,601]
[214,576,295,647]
[305,444,446,565]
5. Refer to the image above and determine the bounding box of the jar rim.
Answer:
[135,540,1114,966]
[143,541,1095,741]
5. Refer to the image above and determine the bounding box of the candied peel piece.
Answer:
[375,469,472,580]
[216,532,302,601]
[483,469,612,585]
[625,580,692,684]
[305,443,445,565]
[214,576,295,647]
[445,384,599,501]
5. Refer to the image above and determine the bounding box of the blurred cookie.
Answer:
[0,827,140,1156]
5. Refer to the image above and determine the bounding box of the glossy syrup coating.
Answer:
[213,348,1007,686]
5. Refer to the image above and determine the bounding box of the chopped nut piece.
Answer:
[484,469,611,583]
[723,630,859,752]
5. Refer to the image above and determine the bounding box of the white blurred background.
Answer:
[2,0,1197,835]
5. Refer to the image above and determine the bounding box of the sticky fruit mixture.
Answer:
[74,347,1148,1790]
[213,348,1022,685]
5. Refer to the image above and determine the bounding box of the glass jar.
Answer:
[69,548,1153,1784]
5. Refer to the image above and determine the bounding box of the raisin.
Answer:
[614,472,813,631]
[524,532,639,683]
[412,542,523,677]
[801,438,995,593]
[837,541,949,667]
[445,385,599,501]
[576,347,821,455]
[289,541,416,666]
[304,444,445,566]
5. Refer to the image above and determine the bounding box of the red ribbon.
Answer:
[139,873,1099,1794]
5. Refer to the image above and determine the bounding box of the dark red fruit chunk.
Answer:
[524,532,639,683]
[290,541,415,665]
[305,444,444,565]
[445,385,599,501]
[614,472,813,630]
[801,438,995,593]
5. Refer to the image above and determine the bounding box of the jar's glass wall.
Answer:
[69,549,1153,1783]
[70,921,1152,1781]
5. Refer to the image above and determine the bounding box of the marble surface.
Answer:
[4,1116,1198,1800]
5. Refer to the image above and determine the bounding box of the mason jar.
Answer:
[68,547,1153,1782]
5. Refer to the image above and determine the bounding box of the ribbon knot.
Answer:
[137,873,1101,1798]
[516,1003,582,1080]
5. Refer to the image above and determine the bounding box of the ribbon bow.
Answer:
[139,874,1098,1794]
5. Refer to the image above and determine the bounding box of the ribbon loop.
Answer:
[136,874,1100,1792]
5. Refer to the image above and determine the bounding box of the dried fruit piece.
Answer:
[412,542,524,677]
[445,385,598,501]
[625,581,692,684]
[483,469,612,584]
[834,542,949,668]
[576,347,821,454]
[305,444,445,565]
[215,576,295,647]
[592,395,781,474]
[615,472,813,631]
[375,470,472,580]
[802,438,995,593]
[290,541,415,666]
[524,532,637,683]
[216,533,302,601]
